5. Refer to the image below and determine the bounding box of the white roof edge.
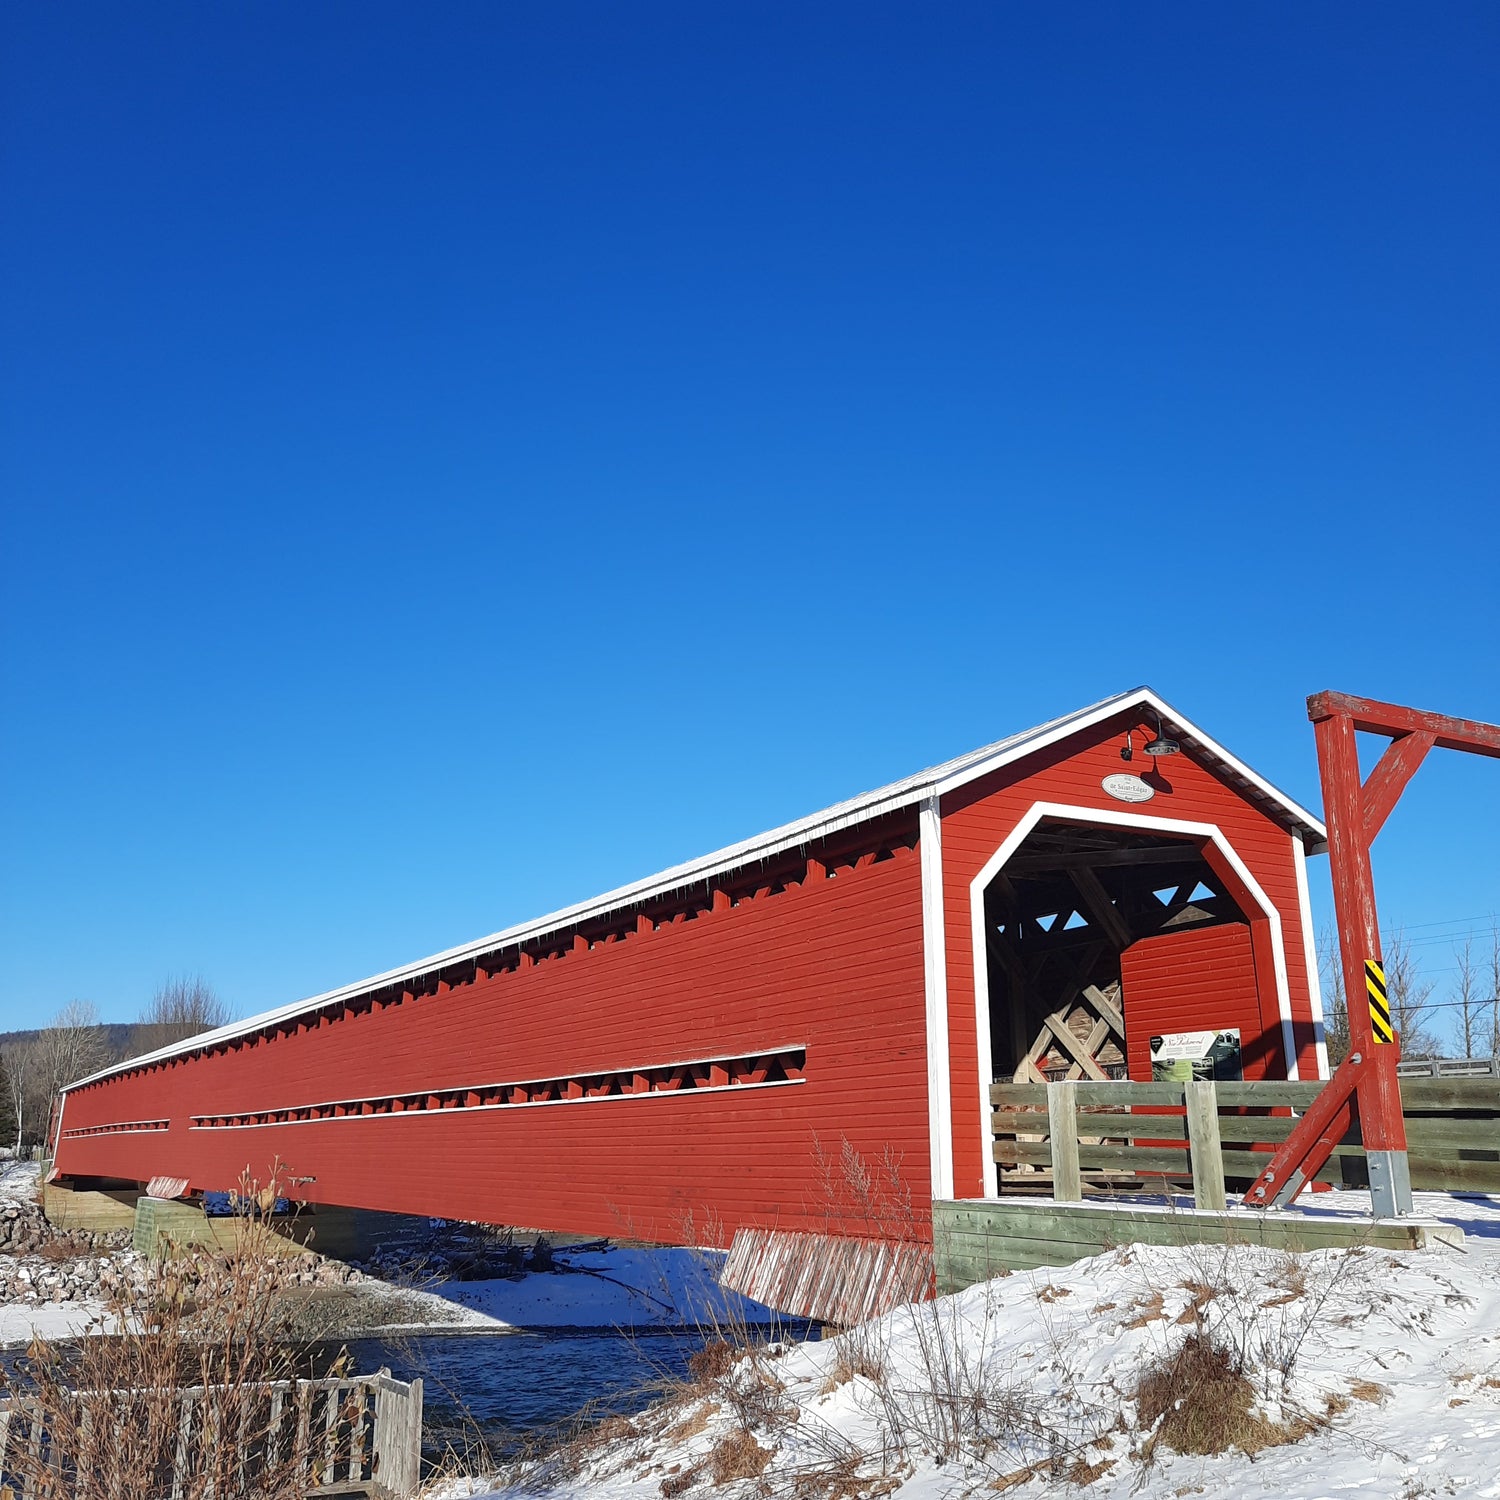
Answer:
[935,687,1328,841]
[67,687,1325,1090]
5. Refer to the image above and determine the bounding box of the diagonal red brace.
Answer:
[1243,1051,1364,1208]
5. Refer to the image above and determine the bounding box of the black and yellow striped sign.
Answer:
[1366,958,1394,1044]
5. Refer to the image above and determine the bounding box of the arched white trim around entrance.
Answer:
[1291,833,1332,1081]
[967,801,1301,1199]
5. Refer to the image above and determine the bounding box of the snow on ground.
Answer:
[0,1298,108,1345]
[463,1191,1500,1500]
[0,1159,40,1201]
[0,1161,110,1343]
[425,1246,777,1331]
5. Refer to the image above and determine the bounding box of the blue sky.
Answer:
[2,4,1497,1037]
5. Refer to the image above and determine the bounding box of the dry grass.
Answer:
[687,1340,740,1385]
[665,1401,717,1444]
[1120,1289,1165,1330]
[817,1347,884,1396]
[707,1428,772,1484]
[1134,1331,1315,1459]
[0,1163,354,1500]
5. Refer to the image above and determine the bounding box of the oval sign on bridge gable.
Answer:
[1102,772,1156,804]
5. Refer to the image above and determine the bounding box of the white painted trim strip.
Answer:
[968,801,1303,1198]
[190,1076,805,1128]
[182,1042,808,1120]
[919,795,954,1199]
[1292,833,1331,1080]
[48,1092,68,1159]
[61,1116,170,1134]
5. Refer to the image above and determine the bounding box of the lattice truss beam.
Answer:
[982,826,1245,1084]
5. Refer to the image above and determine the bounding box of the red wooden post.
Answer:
[1245,691,1500,1216]
[1313,709,1410,1212]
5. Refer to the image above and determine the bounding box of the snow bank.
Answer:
[467,1191,1500,1499]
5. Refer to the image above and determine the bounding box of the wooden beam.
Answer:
[1005,847,1204,875]
[1081,984,1126,1041]
[1042,1012,1112,1081]
[1362,730,1436,843]
[1068,866,1133,950]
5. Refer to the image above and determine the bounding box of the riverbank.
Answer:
[452,1189,1500,1500]
[0,1163,774,1347]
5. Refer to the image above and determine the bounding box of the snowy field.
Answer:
[468,1191,1500,1500]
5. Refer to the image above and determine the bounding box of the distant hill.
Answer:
[0,1023,136,1057]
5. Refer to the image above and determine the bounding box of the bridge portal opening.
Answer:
[981,820,1254,1086]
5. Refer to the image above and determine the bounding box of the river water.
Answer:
[324,1321,814,1470]
[335,1327,714,1464]
[2,1322,811,1474]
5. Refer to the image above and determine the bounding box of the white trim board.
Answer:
[919,796,954,1199]
[1292,833,1331,1080]
[66,687,1326,1092]
[967,802,1302,1199]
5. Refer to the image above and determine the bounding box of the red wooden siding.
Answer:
[1118,923,1267,1082]
[55,847,930,1244]
[938,708,1323,1200]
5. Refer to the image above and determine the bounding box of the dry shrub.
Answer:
[689,1340,740,1385]
[37,1237,95,1264]
[819,1346,884,1396]
[0,1163,356,1500]
[708,1428,771,1484]
[1135,1332,1291,1457]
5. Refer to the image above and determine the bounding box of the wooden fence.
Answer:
[0,1369,423,1499]
[992,1075,1500,1205]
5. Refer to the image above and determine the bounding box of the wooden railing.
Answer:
[991,1075,1500,1204]
[0,1369,423,1499]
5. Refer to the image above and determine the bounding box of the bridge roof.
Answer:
[66,686,1325,1090]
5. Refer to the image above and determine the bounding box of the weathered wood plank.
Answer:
[936,1204,1419,1247]
[1186,1080,1227,1212]
[933,1196,1459,1290]
[1048,1082,1081,1203]
[1399,1079,1500,1109]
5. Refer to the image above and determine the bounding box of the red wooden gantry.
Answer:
[1245,692,1500,1217]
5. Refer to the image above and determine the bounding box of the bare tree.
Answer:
[131,976,229,1057]
[1487,926,1500,1061]
[26,1002,115,1152]
[1384,928,1440,1059]
[1317,924,1350,1066]
[1453,939,1484,1059]
[0,1042,35,1152]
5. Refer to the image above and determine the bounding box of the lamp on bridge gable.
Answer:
[1143,712,1180,757]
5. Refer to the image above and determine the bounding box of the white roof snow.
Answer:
[67,687,1324,1090]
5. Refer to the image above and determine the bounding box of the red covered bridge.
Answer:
[52,689,1328,1243]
